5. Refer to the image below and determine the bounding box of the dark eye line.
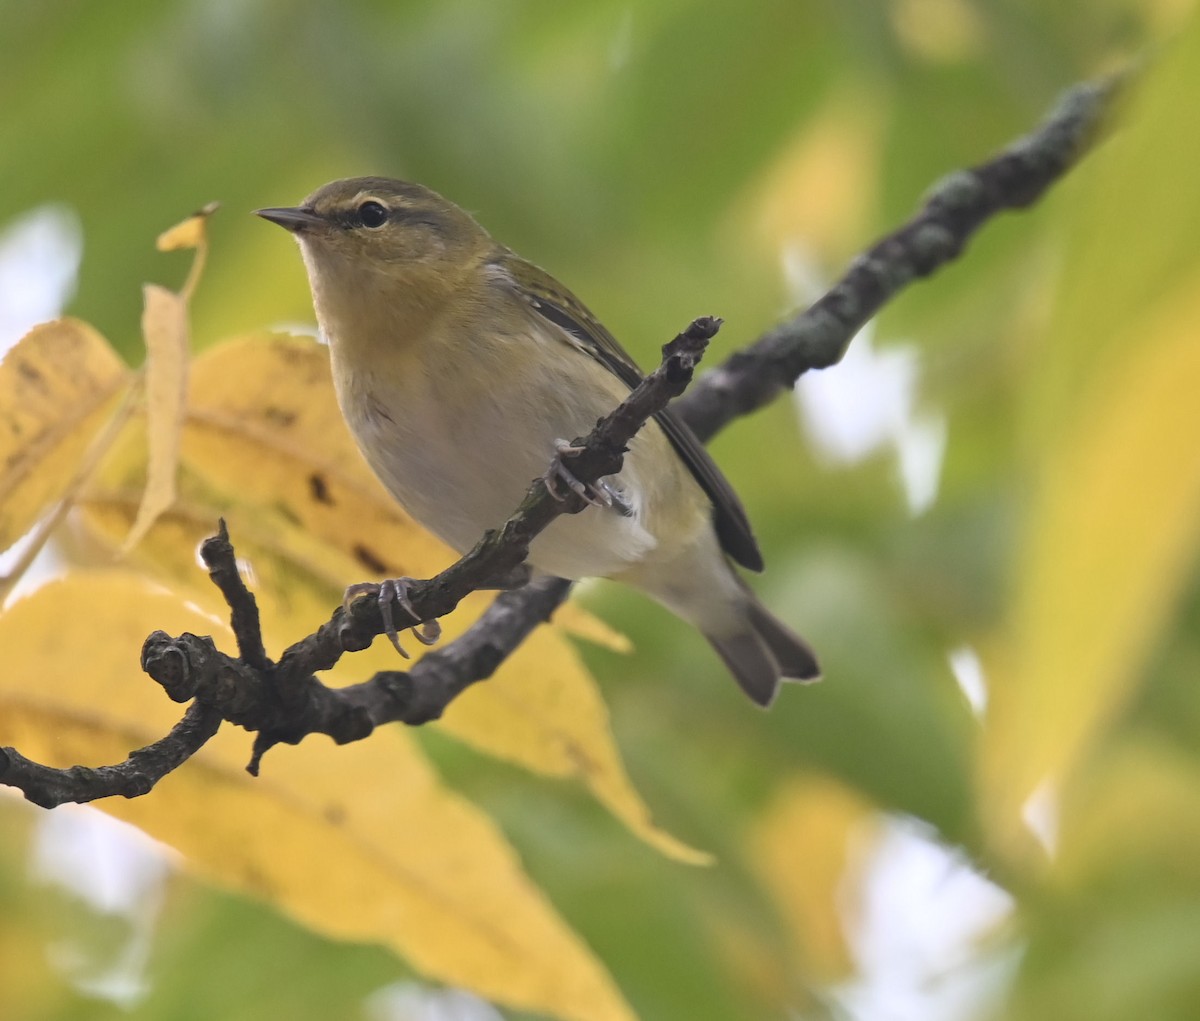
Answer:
[389,207,447,230]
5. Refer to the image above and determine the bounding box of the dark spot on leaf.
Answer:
[309,472,333,505]
[263,405,296,428]
[324,803,346,825]
[241,862,273,895]
[353,544,391,575]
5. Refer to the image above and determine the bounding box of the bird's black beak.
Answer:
[254,206,324,233]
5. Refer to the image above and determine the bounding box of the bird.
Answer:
[256,177,819,705]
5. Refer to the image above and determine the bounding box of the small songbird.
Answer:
[256,177,818,705]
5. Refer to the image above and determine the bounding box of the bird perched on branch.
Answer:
[257,177,818,705]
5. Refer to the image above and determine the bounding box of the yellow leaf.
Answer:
[981,21,1200,858]
[983,279,1200,859]
[155,201,219,252]
[121,285,189,553]
[157,202,218,304]
[1024,24,1200,443]
[1054,737,1200,891]
[184,333,453,580]
[0,319,130,552]
[556,600,635,654]
[169,333,705,861]
[0,573,635,1021]
[889,0,983,63]
[734,86,882,262]
[747,775,875,981]
[440,622,711,865]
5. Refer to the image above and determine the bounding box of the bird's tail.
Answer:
[706,590,820,707]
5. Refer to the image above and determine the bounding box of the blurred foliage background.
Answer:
[2,1,1200,1019]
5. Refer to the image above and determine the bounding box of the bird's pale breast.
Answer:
[330,314,710,581]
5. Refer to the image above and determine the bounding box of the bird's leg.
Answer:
[543,439,613,509]
[343,578,442,658]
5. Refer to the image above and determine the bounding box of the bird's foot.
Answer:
[543,439,613,509]
[343,578,442,658]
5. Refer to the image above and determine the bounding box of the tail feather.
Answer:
[708,630,783,707]
[706,594,820,707]
[745,596,820,682]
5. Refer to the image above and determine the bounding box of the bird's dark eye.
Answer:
[357,200,388,228]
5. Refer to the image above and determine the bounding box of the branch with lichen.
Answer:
[0,75,1120,808]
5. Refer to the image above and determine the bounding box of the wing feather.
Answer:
[493,253,764,572]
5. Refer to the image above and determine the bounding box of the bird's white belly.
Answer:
[337,360,658,580]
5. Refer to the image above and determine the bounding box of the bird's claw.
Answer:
[543,439,612,508]
[343,578,442,658]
